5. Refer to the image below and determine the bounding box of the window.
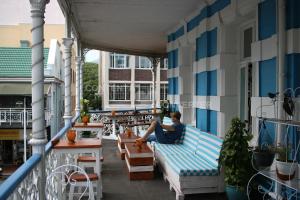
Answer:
[109,83,130,100]
[138,57,152,68]
[20,40,30,47]
[135,83,152,100]
[110,53,129,68]
[243,27,253,58]
[160,84,168,100]
[160,58,168,69]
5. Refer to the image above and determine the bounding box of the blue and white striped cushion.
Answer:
[195,131,223,167]
[163,153,219,176]
[155,143,193,155]
[182,125,201,152]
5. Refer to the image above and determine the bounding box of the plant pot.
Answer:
[225,185,247,200]
[81,115,89,125]
[253,150,275,168]
[276,159,297,180]
[66,130,76,144]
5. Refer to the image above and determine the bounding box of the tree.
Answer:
[83,62,102,110]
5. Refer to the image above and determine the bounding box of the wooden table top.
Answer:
[73,123,104,128]
[125,143,153,155]
[53,139,102,149]
[118,133,140,140]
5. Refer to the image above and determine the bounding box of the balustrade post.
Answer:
[62,38,74,126]
[75,56,81,116]
[28,0,49,199]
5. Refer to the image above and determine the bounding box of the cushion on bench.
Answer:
[195,131,223,167]
[163,153,219,176]
[181,125,202,152]
[155,143,193,155]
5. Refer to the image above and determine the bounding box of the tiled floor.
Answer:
[101,139,227,200]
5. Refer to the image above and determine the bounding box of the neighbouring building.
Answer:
[99,52,168,110]
[0,0,77,166]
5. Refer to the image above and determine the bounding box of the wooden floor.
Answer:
[101,139,227,200]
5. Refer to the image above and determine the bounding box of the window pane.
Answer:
[243,27,252,58]
[140,84,151,100]
[139,57,151,68]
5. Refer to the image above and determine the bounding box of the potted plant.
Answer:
[80,99,90,125]
[219,118,254,200]
[159,100,171,121]
[275,145,297,180]
[253,144,275,168]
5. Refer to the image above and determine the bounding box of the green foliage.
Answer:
[80,99,90,118]
[83,62,102,110]
[160,100,171,120]
[219,117,254,191]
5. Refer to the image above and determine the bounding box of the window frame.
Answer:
[109,83,131,101]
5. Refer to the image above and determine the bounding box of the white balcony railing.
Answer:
[0,108,51,127]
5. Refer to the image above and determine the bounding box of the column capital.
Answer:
[62,38,74,48]
[29,0,49,10]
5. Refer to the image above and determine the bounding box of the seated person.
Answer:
[136,111,184,144]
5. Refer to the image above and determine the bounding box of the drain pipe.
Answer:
[277,0,286,144]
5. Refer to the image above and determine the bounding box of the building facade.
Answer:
[99,51,168,110]
[166,0,300,146]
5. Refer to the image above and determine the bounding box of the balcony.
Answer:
[0,109,228,200]
[0,108,51,128]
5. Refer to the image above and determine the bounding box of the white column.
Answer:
[151,58,159,108]
[29,0,48,199]
[62,38,74,125]
[80,60,84,100]
[75,56,81,116]
[156,59,161,108]
[130,56,135,108]
[277,0,286,143]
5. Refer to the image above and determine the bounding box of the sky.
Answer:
[85,50,100,64]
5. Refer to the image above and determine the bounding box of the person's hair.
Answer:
[171,111,181,120]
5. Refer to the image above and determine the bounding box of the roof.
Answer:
[0,47,49,78]
[58,0,202,57]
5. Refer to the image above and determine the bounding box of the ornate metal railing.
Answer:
[0,117,74,200]
[90,108,160,135]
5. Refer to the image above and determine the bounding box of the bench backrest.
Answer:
[195,130,223,167]
[184,125,223,167]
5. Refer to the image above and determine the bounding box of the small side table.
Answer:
[125,143,154,180]
[117,133,139,160]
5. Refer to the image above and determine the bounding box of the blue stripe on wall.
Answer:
[167,49,179,69]
[168,77,179,95]
[187,0,230,32]
[209,70,217,96]
[168,26,185,43]
[258,0,276,40]
[196,72,208,96]
[286,53,300,94]
[196,108,208,131]
[286,0,300,29]
[209,110,217,135]
[170,104,179,112]
[259,57,277,97]
[196,28,217,61]
[196,70,217,96]
[196,108,218,135]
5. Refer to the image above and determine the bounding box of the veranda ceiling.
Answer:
[57,0,202,57]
